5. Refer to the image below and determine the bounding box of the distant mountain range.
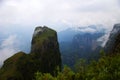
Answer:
[58,25,107,68]
[58,25,107,42]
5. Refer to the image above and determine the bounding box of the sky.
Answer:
[0,0,120,66]
[0,0,120,30]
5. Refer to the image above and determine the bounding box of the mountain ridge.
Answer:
[58,25,107,42]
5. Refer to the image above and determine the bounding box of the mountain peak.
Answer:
[33,26,48,37]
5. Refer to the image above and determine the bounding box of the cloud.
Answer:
[0,35,20,66]
[97,33,110,47]
[80,27,96,33]
[0,0,119,31]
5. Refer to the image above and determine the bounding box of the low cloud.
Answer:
[0,35,20,66]
[97,33,110,47]
[80,27,96,33]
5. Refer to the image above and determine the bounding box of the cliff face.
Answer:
[105,24,120,54]
[31,26,60,55]
[72,33,102,51]
[61,32,104,68]
[0,26,61,80]
[30,26,61,74]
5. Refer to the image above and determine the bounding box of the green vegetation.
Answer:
[30,26,61,75]
[31,26,56,47]
[35,53,120,80]
[0,52,26,80]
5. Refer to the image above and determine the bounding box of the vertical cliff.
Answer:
[105,24,120,54]
[30,26,61,74]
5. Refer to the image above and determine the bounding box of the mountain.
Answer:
[58,25,106,68]
[105,23,120,55]
[30,26,61,74]
[0,26,61,80]
[58,25,106,42]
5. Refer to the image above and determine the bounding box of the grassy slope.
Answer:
[0,52,26,80]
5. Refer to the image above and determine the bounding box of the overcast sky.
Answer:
[0,0,120,30]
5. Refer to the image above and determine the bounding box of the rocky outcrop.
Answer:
[0,26,61,80]
[30,26,61,74]
[105,23,120,54]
